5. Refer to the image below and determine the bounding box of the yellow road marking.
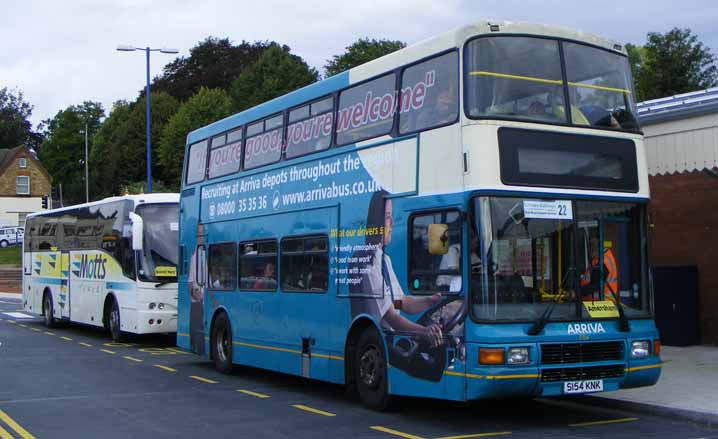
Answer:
[18,324,27,328]
[79,342,92,347]
[435,433,512,439]
[291,404,336,417]
[0,425,13,439]
[371,426,424,439]
[238,389,270,399]
[6,320,16,324]
[100,349,116,354]
[30,328,41,332]
[44,331,54,335]
[154,364,177,372]
[60,336,73,341]
[0,409,35,439]
[569,417,638,427]
[123,356,143,363]
[189,375,218,384]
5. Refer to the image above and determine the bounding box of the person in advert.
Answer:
[351,190,444,347]
[188,223,206,355]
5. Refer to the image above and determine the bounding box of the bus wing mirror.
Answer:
[428,224,449,255]
[129,212,143,251]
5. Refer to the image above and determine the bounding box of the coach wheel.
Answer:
[43,292,56,328]
[0,240,8,248]
[355,326,391,410]
[211,312,234,374]
[109,299,126,342]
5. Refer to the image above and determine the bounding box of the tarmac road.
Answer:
[0,296,714,439]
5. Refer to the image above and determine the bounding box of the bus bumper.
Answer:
[133,309,177,334]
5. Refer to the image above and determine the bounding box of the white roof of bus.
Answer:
[27,193,179,219]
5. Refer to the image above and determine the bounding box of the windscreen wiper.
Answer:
[605,283,630,332]
[528,268,575,336]
[154,280,177,288]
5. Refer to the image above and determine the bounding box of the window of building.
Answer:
[244,114,284,170]
[16,176,30,195]
[336,73,396,146]
[208,243,237,290]
[399,51,459,134]
[409,210,463,293]
[240,240,277,291]
[280,235,328,292]
[18,158,27,169]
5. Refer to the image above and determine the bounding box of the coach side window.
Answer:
[244,114,284,170]
[240,240,277,291]
[209,128,243,179]
[280,235,328,292]
[399,52,459,134]
[286,96,334,159]
[336,74,396,146]
[208,243,237,290]
[186,140,208,184]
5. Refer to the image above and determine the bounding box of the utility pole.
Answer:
[85,123,89,203]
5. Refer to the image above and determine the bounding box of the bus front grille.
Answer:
[540,365,625,382]
[540,341,624,365]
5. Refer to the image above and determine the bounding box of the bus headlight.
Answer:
[148,302,156,310]
[158,303,165,310]
[631,340,650,358]
[507,347,530,365]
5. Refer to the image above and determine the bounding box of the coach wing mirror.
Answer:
[428,224,449,255]
[129,212,144,251]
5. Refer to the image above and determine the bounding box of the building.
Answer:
[0,145,52,227]
[638,88,718,344]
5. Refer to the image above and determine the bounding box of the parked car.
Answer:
[0,226,24,247]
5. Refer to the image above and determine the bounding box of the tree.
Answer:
[38,102,105,204]
[89,93,179,198]
[324,38,406,77]
[150,38,274,101]
[157,87,233,186]
[230,44,318,112]
[0,87,40,149]
[635,28,718,101]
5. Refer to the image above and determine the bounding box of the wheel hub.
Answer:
[359,345,381,388]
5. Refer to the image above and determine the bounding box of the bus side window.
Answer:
[208,243,237,290]
[409,210,463,293]
[239,240,277,291]
[280,235,328,292]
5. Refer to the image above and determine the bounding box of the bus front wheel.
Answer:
[355,327,391,410]
[211,312,234,374]
[43,292,56,328]
[108,300,126,342]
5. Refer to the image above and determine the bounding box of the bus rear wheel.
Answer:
[108,300,126,342]
[43,292,56,328]
[211,312,234,374]
[355,327,391,410]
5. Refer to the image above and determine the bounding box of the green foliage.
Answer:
[230,44,318,112]
[157,87,233,186]
[151,38,274,101]
[89,93,179,199]
[120,179,177,195]
[0,87,40,149]
[0,246,21,266]
[38,102,105,205]
[635,28,718,101]
[324,38,406,77]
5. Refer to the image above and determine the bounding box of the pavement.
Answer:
[2,291,716,428]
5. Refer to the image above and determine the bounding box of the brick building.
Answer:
[638,89,718,344]
[0,145,52,227]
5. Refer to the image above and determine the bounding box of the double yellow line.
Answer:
[0,409,34,439]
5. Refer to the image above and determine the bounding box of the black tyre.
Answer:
[43,292,56,328]
[355,327,391,410]
[108,299,126,342]
[0,240,8,248]
[211,312,234,374]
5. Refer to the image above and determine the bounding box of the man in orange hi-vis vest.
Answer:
[580,238,618,301]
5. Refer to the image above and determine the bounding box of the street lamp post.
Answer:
[116,45,178,193]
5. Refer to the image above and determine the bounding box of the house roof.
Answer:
[0,145,51,182]
[637,88,718,126]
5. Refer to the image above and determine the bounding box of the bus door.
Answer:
[59,251,71,319]
[276,206,337,378]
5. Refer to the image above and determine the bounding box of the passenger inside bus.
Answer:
[252,263,276,290]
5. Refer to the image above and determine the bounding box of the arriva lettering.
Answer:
[567,322,606,335]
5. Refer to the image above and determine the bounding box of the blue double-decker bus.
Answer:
[177,21,661,409]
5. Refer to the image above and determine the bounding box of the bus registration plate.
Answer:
[563,379,603,394]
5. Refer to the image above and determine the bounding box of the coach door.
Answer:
[60,251,71,319]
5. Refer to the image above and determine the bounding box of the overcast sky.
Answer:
[2,0,717,129]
